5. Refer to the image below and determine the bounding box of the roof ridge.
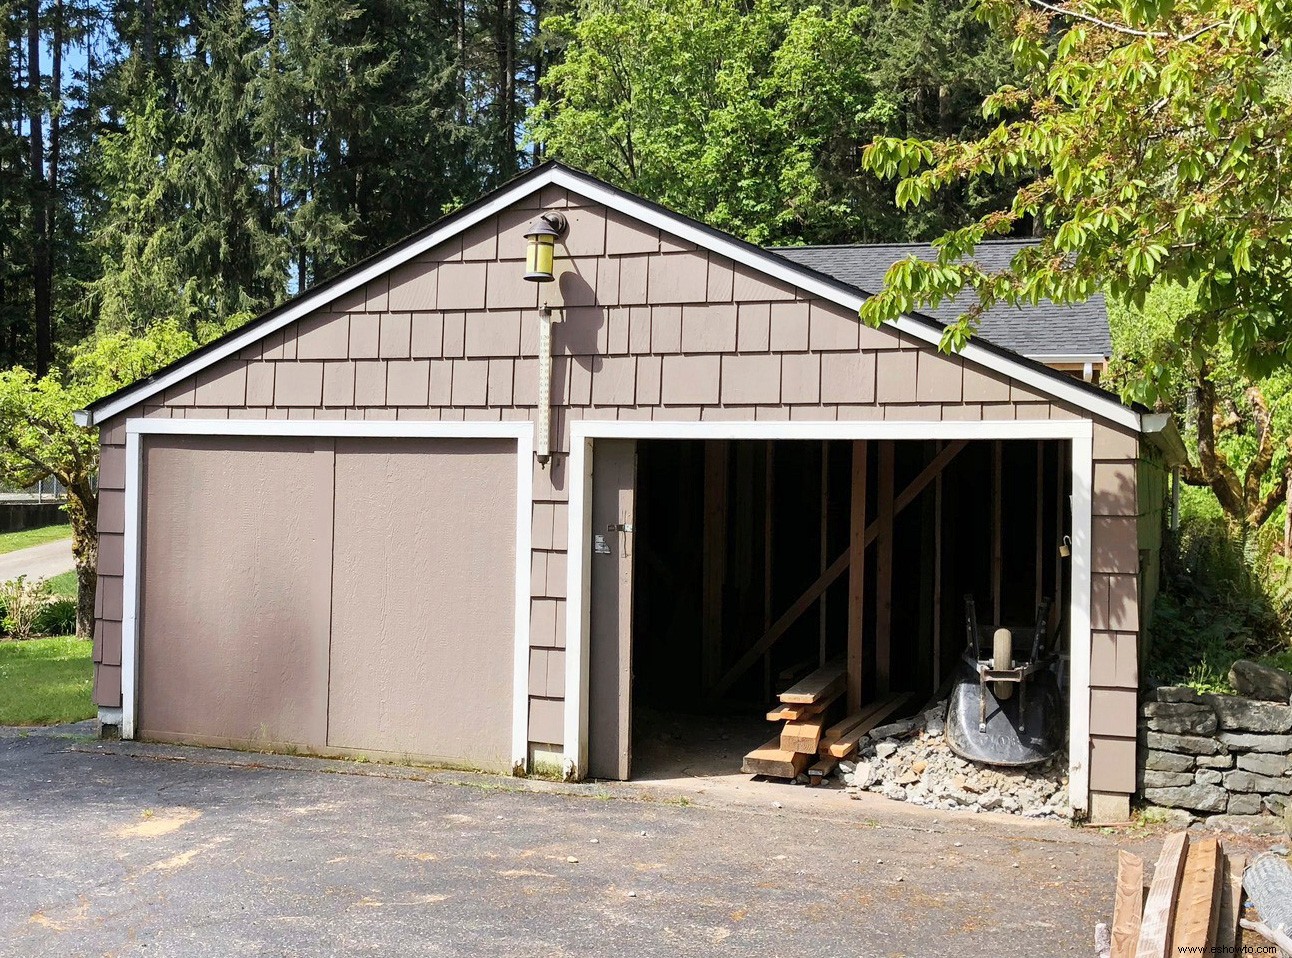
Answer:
[769,238,1042,251]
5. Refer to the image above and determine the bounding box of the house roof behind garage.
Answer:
[771,241,1112,362]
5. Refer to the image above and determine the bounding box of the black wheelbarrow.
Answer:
[945,595,1065,767]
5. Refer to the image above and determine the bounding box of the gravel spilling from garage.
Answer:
[836,701,1070,818]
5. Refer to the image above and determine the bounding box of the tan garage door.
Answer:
[137,435,517,770]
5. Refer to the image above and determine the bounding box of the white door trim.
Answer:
[562,417,1096,817]
[119,416,535,774]
[1068,431,1094,816]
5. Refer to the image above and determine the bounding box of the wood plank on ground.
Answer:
[779,661,846,705]
[1110,850,1144,958]
[780,714,829,754]
[819,696,891,755]
[807,756,837,785]
[1171,837,1220,953]
[1215,853,1245,952]
[1135,831,1189,958]
[829,692,914,758]
[742,736,812,779]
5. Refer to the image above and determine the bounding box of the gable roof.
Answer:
[79,161,1141,432]
[771,241,1111,362]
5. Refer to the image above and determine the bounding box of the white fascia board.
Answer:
[88,162,1141,434]
[126,417,535,440]
[571,418,1093,442]
[1026,354,1110,365]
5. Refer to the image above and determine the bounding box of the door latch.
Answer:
[606,521,633,558]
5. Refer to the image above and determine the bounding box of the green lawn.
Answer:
[45,569,77,597]
[0,636,94,726]
[0,523,71,555]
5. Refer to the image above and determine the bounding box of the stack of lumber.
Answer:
[741,661,913,784]
[1102,831,1244,958]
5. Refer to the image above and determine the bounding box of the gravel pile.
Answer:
[838,701,1069,818]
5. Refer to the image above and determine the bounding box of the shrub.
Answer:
[33,595,77,637]
[0,576,50,642]
[1146,516,1289,693]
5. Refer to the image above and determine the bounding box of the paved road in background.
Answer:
[0,726,1164,958]
[0,539,73,582]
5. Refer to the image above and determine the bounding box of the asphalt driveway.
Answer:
[0,726,1159,957]
[0,539,74,582]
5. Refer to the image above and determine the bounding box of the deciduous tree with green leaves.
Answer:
[530,0,1022,245]
[0,322,202,637]
[860,0,1292,530]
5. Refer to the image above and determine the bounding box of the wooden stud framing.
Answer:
[713,440,968,697]
[992,439,1003,624]
[819,440,829,667]
[702,440,729,692]
[1054,441,1066,634]
[764,441,774,700]
[1035,442,1045,610]
[847,440,868,712]
[933,445,944,692]
[876,441,894,695]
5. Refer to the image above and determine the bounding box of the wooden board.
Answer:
[780,714,828,754]
[819,697,890,754]
[818,692,909,754]
[829,692,914,758]
[779,661,846,705]
[875,441,894,695]
[1110,850,1144,958]
[766,688,842,722]
[1205,849,1229,951]
[1135,831,1189,958]
[1215,853,1245,952]
[807,756,837,785]
[1171,837,1220,953]
[766,705,800,722]
[742,736,812,779]
[847,440,867,712]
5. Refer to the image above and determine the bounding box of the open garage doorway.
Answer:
[585,436,1073,784]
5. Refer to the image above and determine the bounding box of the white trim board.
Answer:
[83,164,1142,433]
[119,417,535,774]
[562,418,1095,819]
[1067,431,1094,817]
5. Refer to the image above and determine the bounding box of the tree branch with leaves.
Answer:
[859,0,1292,533]
[0,323,204,637]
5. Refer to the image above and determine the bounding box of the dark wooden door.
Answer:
[588,439,637,780]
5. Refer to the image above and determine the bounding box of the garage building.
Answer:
[77,162,1182,823]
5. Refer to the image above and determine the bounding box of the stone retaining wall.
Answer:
[1138,686,1292,818]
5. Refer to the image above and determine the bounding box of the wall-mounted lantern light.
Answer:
[523,212,568,283]
[523,211,568,467]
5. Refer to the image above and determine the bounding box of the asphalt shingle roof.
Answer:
[769,239,1111,360]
